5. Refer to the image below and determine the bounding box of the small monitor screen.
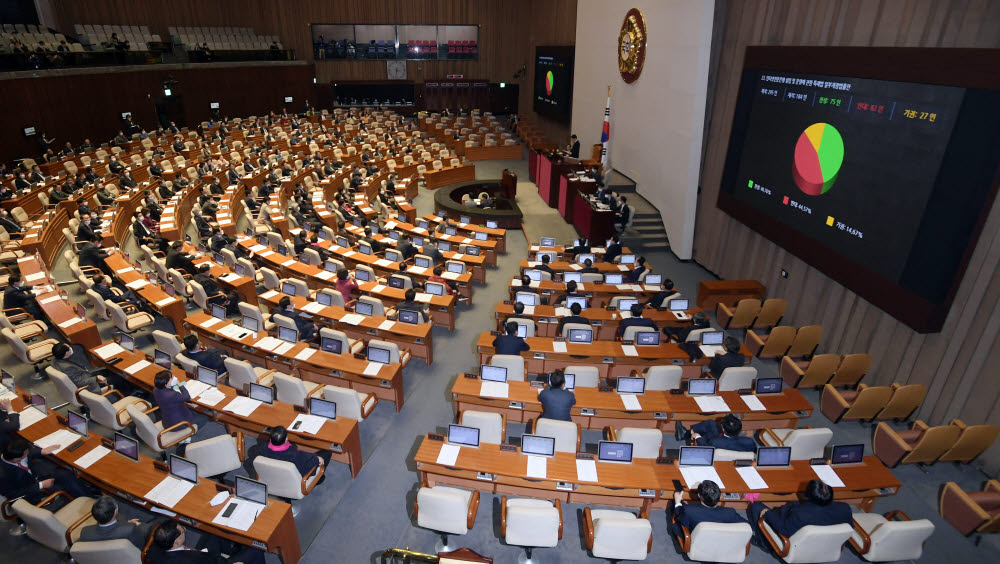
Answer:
[277,244,287,256]
[249,383,274,404]
[353,218,362,227]
[355,269,371,282]
[397,309,419,325]
[598,441,633,463]
[320,336,343,354]
[636,331,660,346]
[324,261,338,272]
[417,220,429,229]
[437,210,447,217]
[425,282,445,296]
[540,237,556,247]
[481,364,507,383]
[281,282,295,296]
[114,432,139,461]
[257,235,267,245]
[388,276,405,289]
[700,331,725,346]
[337,236,349,248]
[358,244,372,255]
[414,256,431,268]
[644,273,662,286]
[617,298,639,312]
[447,262,463,274]
[566,296,588,310]
[604,273,623,285]
[389,231,400,241]
[234,264,247,277]
[831,444,865,465]
[278,326,298,343]
[235,476,268,505]
[385,250,402,262]
[616,376,646,394]
[447,424,480,447]
[669,299,689,311]
[688,378,718,396]
[466,246,480,257]
[169,455,199,484]
[460,215,471,224]
[756,446,792,468]
[486,221,498,229]
[679,446,715,466]
[30,394,45,411]
[577,253,595,264]
[446,227,458,236]
[568,327,593,343]
[525,269,542,282]
[317,230,328,241]
[309,397,337,420]
[118,333,135,352]
[154,349,172,369]
[317,292,335,309]
[475,232,488,241]
[413,237,424,247]
[755,377,783,395]
[563,272,582,283]
[620,254,636,265]
[438,241,451,252]
[67,410,88,437]
[521,434,556,456]
[77,304,87,317]
[214,252,224,264]
[355,301,373,316]
[516,293,538,306]
[242,316,258,332]
[368,346,391,364]
[211,303,226,320]
[197,366,218,386]
[516,324,527,338]
[561,372,576,390]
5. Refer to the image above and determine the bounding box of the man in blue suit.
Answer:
[493,321,529,355]
[0,438,95,503]
[180,334,228,375]
[619,304,657,339]
[750,479,853,544]
[672,480,746,538]
[676,414,756,452]
[271,296,319,342]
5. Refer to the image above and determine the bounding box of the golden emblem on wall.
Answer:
[617,8,647,84]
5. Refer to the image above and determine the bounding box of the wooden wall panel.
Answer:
[696,0,1000,473]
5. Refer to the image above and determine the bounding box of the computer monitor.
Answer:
[309,397,337,420]
[385,250,402,262]
[118,333,135,352]
[460,215,471,224]
[620,254,636,265]
[278,326,298,343]
[76,303,87,317]
[242,316,259,333]
[516,324,527,338]
[644,274,662,285]
[598,441,633,464]
[447,424,480,447]
[352,218,362,227]
[358,244,372,255]
[437,210,448,218]
[393,309,417,325]
[257,235,267,245]
[700,331,725,346]
[669,299,689,311]
[211,303,226,320]
[466,246,480,257]
[616,376,646,394]
[234,264,247,277]
[114,432,139,462]
[413,236,424,247]
[480,364,507,383]
[577,253,595,264]
[281,282,295,296]
[755,377,783,395]
[324,261,338,273]
[249,382,274,404]
[830,444,865,465]
[235,476,268,505]
[475,232,488,241]
[277,244,287,256]
[318,336,342,355]
[245,227,254,237]
[317,292,335,310]
[355,268,371,282]
[214,252,224,265]
[388,231,400,241]
[438,241,451,252]
[515,292,538,307]
[368,346,391,364]
[679,446,715,466]
[445,227,457,236]
[388,276,405,289]
[355,301,373,316]
[525,269,542,282]
[317,230,328,241]
[540,237,556,247]
[604,273,623,285]
[616,298,639,312]
[563,272,582,284]
[423,282,444,297]
[521,434,556,457]
[153,349,172,369]
[756,446,792,468]
[566,296,588,310]
[197,366,219,387]
[446,262,464,274]
[417,220,429,229]
[636,331,660,346]
[169,455,199,484]
[164,284,176,296]
[687,378,718,396]
[29,394,45,412]
[486,220,498,229]
[337,236,349,248]
[67,410,88,437]
[414,256,431,268]
[568,327,593,344]
[561,372,576,390]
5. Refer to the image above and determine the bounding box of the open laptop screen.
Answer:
[616,376,645,394]
[320,336,342,354]
[154,349,172,369]
[604,273,623,285]
[636,331,660,346]
[830,444,865,465]
[355,301,373,316]
[397,309,419,325]
[521,434,555,456]
[211,303,227,320]
[539,237,555,247]
[480,364,507,382]
[700,331,725,346]
[561,372,576,390]
[568,327,593,343]
[114,432,139,461]
[235,476,268,505]
[669,298,689,311]
[515,292,538,307]
[67,410,88,437]
[197,366,219,387]
[278,326,298,343]
[425,282,445,296]
[644,274,662,285]
[756,446,792,467]
[368,346,391,364]
[169,455,199,484]
[249,382,274,404]
[687,378,718,396]
[447,424,480,447]
[755,377,783,395]
[309,397,337,420]
[598,441,633,463]
[679,446,715,466]
[566,296,588,310]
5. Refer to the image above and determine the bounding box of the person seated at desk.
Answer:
[557,302,590,336]
[209,227,228,253]
[272,296,318,342]
[749,479,853,547]
[244,426,328,484]
[624,256,647,283]
[194,263,240,316]
[388,262,418,290]
[644,279,678,309]
[79,237,113,276]
[243,191,259,212]
[0,438,97,503]
[13,170,31,191]
[150,521,265,564]
[604,234,622,263]
[0,184,16,201]
[152,370,210,440]
[143,192,163,221]
[49,184,73,204]
[148,158,164,178]
[429,266,459,296]
[91,274,137,306]
[619,304,657,339]
[119,170,137,189]
[132,212,156,248]
[538,369,576,422]
[193,208,214,239]
[0,207,22,235]
[493,321,529,355]
[579,258,599,274]
[664,312,710,343]
[398,234,418,261]
[553,280,583,307]
[569,238,591,257]
[395,288,430,323]
[503,301,528,327]
[671,479,746,539]
[166,241,198,276]
[708,336,745,378]
[360,227,383,253]
[587,164,604,187]
[536,254,555,278]
[478,193,494,209]
[422,238,445,265]
[514,274,538,297]
[157,181,175,201]
[336,268,359,306]
[180,334,228,376]
[676,413,756,452]
[97,183,116,206]
[3,273,48,321]
[307,234,331,262]
[80,495,154,549]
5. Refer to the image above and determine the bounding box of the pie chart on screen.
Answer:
[793,123,844,196]
[545,71,554,96]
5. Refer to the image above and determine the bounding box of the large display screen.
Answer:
[533,46,574,123]
[718,48,1000,333]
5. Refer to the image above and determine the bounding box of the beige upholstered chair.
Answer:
[758,427,833,460]
[938,420,1000,464]
[643,365,682,391]
[745,326,796,359]
[414,485,480,551]
[272,371,323,407]
[127,402,197,455]
[939,480,1000,536]
[758,519,853,563]
[253,457,324,502]
[820,384,892,423]
[607,427,662,459]
[873,420,960,467]
[13,494,96,553]
[583,507,653,561]
[781,354,839,388]
[488,354,525,382]
[78,389,144,431]
[716,298,761,330]
[849,510,934,562]
[184,433,244,479]
[828,353,872,388]
[501,496,563,562]
[322,384,377,421]
[532,418,580,453]
[69,539,143,563]
[673,517,752,563]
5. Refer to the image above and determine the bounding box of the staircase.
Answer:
[606,170,670,253]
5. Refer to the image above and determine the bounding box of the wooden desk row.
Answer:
[424,164,477,190]
[18,255,102,350]
[422,214,507,254]
[493,302,701,340]
[508,279,667,308]
[342,221,489,282]
[104,251,189,335]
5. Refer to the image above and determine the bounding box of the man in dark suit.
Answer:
[557,302,590,336]
[665,312,710,343]
[13,171,31,190]
[553,280,584,307]
[108,156,125,175]
[619,304,657,339]
[587,164,604,187]
[119,171,137,189]
[244,192,259,212]
[644,279,678,309]
[150,521,265,564]
[179,334,228,375]
[165,241,197,275]
[708,336,746,378]
[579,258,599,273]
[567,134,580,158]
[492,321,529,355]
[148,159,163,178]
[79,238,112,276]
[91,274,134,306]
[194,264,240,316]
[604,234,622,263]
[534,254,555,278]
[3,273,46,320]
[398,234,417,261]
[676,413,757,452]
[750,480,853,543]
[76,212,99,242]
[0,208,22,235]
[0,438,94,503]
[360,227,383,253]
[569,238,591,257]
[79,496,153,549]
[624,256,647,283]
[672,480,746,539]
[271,296,319,342]
[227,165,240,185]
[29,165,45,183]
[395,288,430,323]
[616,196,632,228]
[157,182,175,200]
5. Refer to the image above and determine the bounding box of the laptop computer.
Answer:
[385,250,403,262]
[577,253,596,265]
[620,254,636,265]
[539,237,556,247]
[481,364,507,383]
[67,410,89,437]
[355,268,371,282]
[616,376,646,394]
[169,454,199,484]
[211,303,227,320]
[234,264,247,277]
[337,236,350,248]
[197,366,219,387]
[699,331,726,357]
[830,444,865,465]
[635,331,660,346]
[368,346,391,364]
[218,476,268,524]
[525,269,542,282]
[516,324,527,338]
[418,220,430,229]
[324,261,339,273]
[756,446,792,468]
[560,372,576,390]
[388,276,405,289]
[486,220,498,229]
[249,382,274,404]
[616,298,639,313]
[466,246,480,257]
[447,424,480,447]
[604,273,623,285]
[563,272,582,284]
[425,282,445,296]
[241,316,259,334]
[277,326,298,343]
[153,349,172,369]
[669,298,690,320]
[117,333,135,352]
[397,309,420,325]
[460,215,471,224]
[438,241,451,252]
[687,378,718,396]
[566,296,588,310]
[114,432,140,462]
[447,262,464,274]
[414,256,431,269]
[309,397,337,420]
[29,394,45,413]
[644,274,662,286]
[515,292,538,307]
[355,301,374,316]
[320,336,343,354]
[475,232,488,241]
[755,377,783,395]
[598,441,633,464]
[679,446,715,467]
[280,281,296,296]
[568,327,593,344]
[521,434,556,457]
[446,226,458,236]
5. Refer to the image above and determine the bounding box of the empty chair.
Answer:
[828,353,872,388]
[107,300,154,336]
[501,496,562,562]
[848,510,934,562]
[69,539,142,564]
[323,384,377,420]
[758,520,853,563]
[758,427,834,460]
[877,383,927,421]
[0,303,47,340]
[623,326,657,342]
[46,366,88,411]
[78,389,144,431]
[560,322,590,338]
[583,507,652,561]
[281,278,312,299]
[717,366,758,391]
[459,410,505,445]
[751,298,787,331]
[673,518,753,563]
[745,326,796,359]
[820,384,893,423]
[532,418,580,453]
[86,289,111,320]
[781,354,839,388]
[357,295,386,316]
[253,456,324,504]
[127,402,197,456]
[414,485,480,552]
[643,365,682,391]
[12,495,96,553]
[152,330,183,360]
[607,427,662,459]
[873,420,960,467]
[184,433,244,479]
[564,366,599,388]
[271,371,323,407]
[938,480,1000,536]
[2,327,58,374]
[318,327,363,355]
[489,354,525,382]
[938,420,1000,464]
[238,302,275,332]
[786,325,823,359]
[224,357,275,391]
[367,339,409,365]
[716,299,761,330]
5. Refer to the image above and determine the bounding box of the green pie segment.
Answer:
[793,123,844,196]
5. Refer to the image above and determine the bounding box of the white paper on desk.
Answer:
[218,324,250,340]
[249,245,267,253]
[576,459,598,482]
[18,407,46,430]
[253,336,281,351]
[301,302,325,314]
[414,293,432,303]
[618,264,630,272]
[200,317,222,329]
[552,341,568,353]
[155,297,176,307]
[694,396,731,412]
[34,429,77,454]
[258,250,273,257]
[452,253,465,260]
[409,266,427,275]
[518,305,534,317]
[568,263,582,271]
[741,395,767,411]
[210,492,230,507]
[526,456,547,479]
[620,394,642,411]
[74,445,111,469]
[363,362,382,376]
[279,259,295,267]
[24,272,46,283]
[436,444,460,466]
[146,475,195,508]
[197,388,226,407]
[480,381,509,398]
[116,267,135,274]
[315,270,334,280]
[530,245,540,251]
[811,465,845,488]
[126,279,150,290]
[375,259,392,267]
[220,273,240,283]
[295,348,317,361]
[58,317,83,329]
[643,284,662,292]
[273,342,294,356]
[462,238,473,244]
[340,313,364,326]
[621,345,639,357]
[93,342,126,359]
[699,345,725,358]
[260,290,279,300]
[442,271,459,280]
[371,284,387,293]
[384,221,398,230]
[290,413,326,435]
[680,466,725,489]
[737,466,769,490]
[183,380,211,398]
[223,396,262,417]
[378,320,396,331]
[39,296,62,305]
[124,360,151,375]
[342,250,356,258]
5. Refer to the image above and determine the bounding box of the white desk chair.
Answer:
[184,433,244,480]
[69,539,142,564]
[759,520,853,563]
[13,495,96,553]
[323,384,377,421]
[489,354,525,382]
[643,365,682,391]
[415,485,480,552]
[459,410,505,445]
[583,507,652,561]
[607,427,662,459]
[532,418,580,453]
[564,366,599,388]
[673,519,753,563]
[502,496,562,563]
[718,366,758,391]
[849,510,934,562]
